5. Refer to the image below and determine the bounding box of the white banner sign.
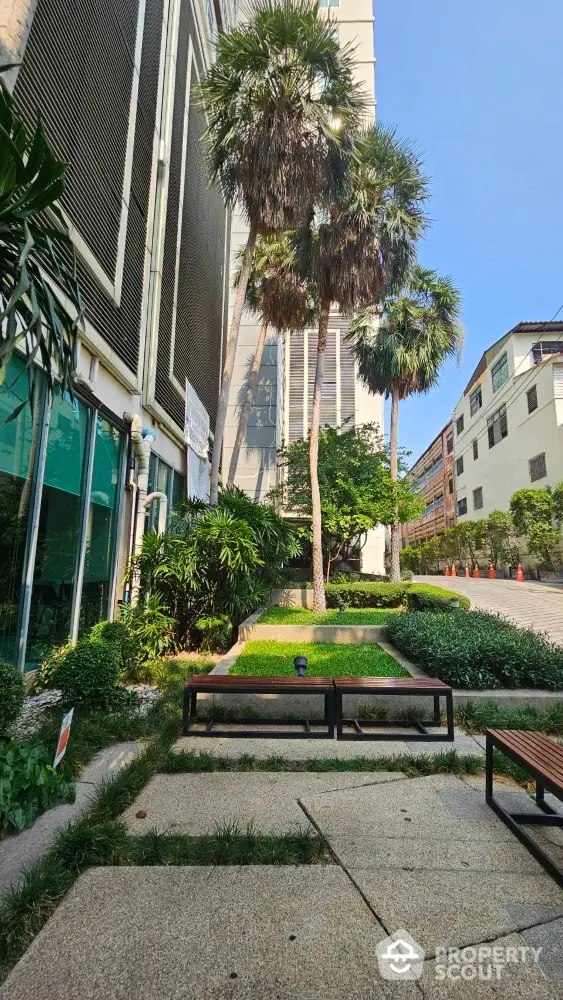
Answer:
[185,381,210,460]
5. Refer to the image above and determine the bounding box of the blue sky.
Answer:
[376,0,563,461]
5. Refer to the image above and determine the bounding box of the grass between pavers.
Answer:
[230,640,409,677]
[258,606,401,625]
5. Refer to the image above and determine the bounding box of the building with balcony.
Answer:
[0,0,234,668]
[401,421,455,547]
[453,321,563,523]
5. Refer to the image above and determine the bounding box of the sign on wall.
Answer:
[185,382,210,500]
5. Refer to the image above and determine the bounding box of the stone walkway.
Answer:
[4,758,563,998]
[416,575,563,644]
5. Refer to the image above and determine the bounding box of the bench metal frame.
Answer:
[335,686,454,742]
[183,682,335,739]
[486,732,563,888]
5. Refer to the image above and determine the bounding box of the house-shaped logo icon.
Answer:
[376,930,425,981]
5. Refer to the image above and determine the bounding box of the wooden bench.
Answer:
[486,729,563,887]
[333,676,454,741]
[183,674,335,739]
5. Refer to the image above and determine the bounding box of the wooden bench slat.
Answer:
[186,675,332,690]
[333,677,451,691]
[486,730,563,788]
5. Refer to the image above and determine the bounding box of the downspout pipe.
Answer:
[143,491,168,534]
[124,413,157,606]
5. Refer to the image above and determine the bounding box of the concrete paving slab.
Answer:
[0,742,145,896]
[420,930,561,999]
[352,867,563,957]
[301,775,515,845]
[121,771,404,835]
[0,866,421,1000]
[521,917,563,982]
[173,731,483,760]
[324,835,540,874]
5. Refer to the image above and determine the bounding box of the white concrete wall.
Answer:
[453,333,563,520]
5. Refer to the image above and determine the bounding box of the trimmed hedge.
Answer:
[325,582,469,611]
[386,611,563,690]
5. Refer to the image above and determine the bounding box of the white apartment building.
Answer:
[453,321,563,522]
[224,0,385,574]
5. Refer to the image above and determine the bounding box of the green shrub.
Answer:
[0,743,75,832]
[89,619,140,678]
[194,615,232,652]
[53,639,120,708]
[387,611,563,690]
[32,642,73,693]
[405,584,470,612]
[119,596,176,663]
[325,582,407,608]
[0,660,25,738]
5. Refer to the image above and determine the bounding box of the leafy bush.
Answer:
[325,581,468,610]
[386,611,563,690]
[90,619,140,678]
[0,660,25,738]
[32,642,73,693]
[194,615,232,652]
[405,584,470,612]
[119,596,176,665]
[53,639,119,707]
[0,743,75,832]
[325,582,407,608]
[139,657,214,698]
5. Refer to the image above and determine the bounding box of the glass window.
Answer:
[0,357,42,664]
[171,470,185,510]
[473,487,483,510]
[456,414,464,435]
[529,453,547,482]
[446,435,453,454]
[456,456,464,476]
[491,353,508,392]
[472,438,478,460]
[26,389,90,664]
[487,405,508,448]
[457,497,467,516]
[469,386,482,415]
[79,417,123,635]
[448,478,453,494]
[527,385,538,413]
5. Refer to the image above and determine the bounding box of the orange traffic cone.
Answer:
[516,563,525,582]
[451,565,457,577]
[488,563,496,579]
[445,565,451,577]
[473,564,480,579]
[465,565,470,578]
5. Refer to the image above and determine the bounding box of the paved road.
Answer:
[416,575,563,645]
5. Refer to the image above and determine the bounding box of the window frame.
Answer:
[529,452,547,482]
[472,486,483,511]
[456,414,465,435]
[472,438,478,460]
[527,385,538,414]
[491,353,508,393]
[487,404,508,449]
[446,435,453,454]
[456,455,464,476]
[469,386,482,416]
[457,497,468,516]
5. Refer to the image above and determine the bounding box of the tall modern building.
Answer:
[0,0,233,668]
[224,0,385,574]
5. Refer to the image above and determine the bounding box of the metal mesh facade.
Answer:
[14,0,163,375]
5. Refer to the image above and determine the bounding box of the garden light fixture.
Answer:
[337,599,346,614]
[294,655,308,676]
[450,597,460,610]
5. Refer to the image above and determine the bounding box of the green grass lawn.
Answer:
[258,606,402,625]
[231,640,409,677]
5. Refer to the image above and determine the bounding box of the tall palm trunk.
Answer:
[210,220,259,505]
[310,297,331,612]
[227,317,269,486]
[389,382,401,583]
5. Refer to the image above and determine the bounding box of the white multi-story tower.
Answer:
[223,0,385,573]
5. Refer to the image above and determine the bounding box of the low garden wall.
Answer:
[271,587,314,609]
[238,611,386,644]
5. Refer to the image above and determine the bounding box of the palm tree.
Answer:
[199,0,365,504]
[227,234,317,485]
[350,266,462,582]
[0,69,83,408]
[306,124,428,610]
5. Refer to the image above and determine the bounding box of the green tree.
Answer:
[0,70,83,406]
[485,510,520,568]
[199,0,365,504]
[271,423,422,581]
[227,233,317,485]
[510,488,559,570]
[305,124,428,608]
[350,265,461,582]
